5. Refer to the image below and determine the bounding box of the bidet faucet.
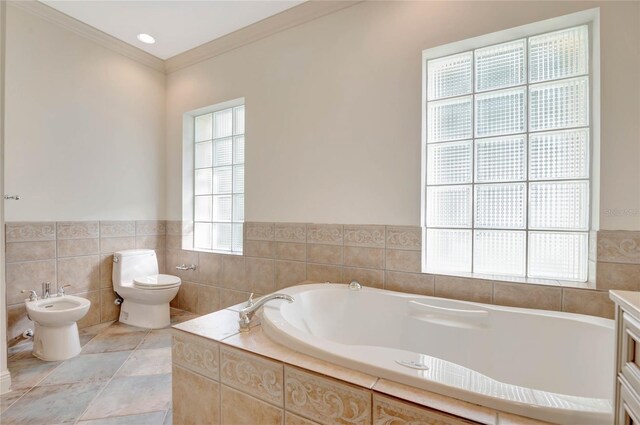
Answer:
[57,284,72,297]
[42,282,51,299]
[21,289,38,302]
[239,293,294,332]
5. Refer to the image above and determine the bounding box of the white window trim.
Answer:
[420,9,600,287]
[182,97,245,255]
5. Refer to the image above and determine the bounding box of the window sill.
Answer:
[422,268,596,290]
[183,247,244,257]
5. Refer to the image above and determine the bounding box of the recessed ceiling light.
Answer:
[137,33,155,44]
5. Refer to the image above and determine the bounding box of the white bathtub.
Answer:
[261,283,614,425]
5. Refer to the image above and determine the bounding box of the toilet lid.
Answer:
[133,274,181,289]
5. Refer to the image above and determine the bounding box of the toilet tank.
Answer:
[112,249,159,289]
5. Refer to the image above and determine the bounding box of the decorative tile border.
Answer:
[56,221,99,239]
[135,220,166,236]
[275,223,307,243]
[597,230,640,265]
[385,226,421,251]
[221,346,284,406]
[344,225,385,248]
[373,394,472,425]
[99,221,136,237]
[172,331,220,380]
[284,366,371,425]
[6,222,56,242]
[166,220,191,236]
[246,222,275,241]
[306,224,343,246]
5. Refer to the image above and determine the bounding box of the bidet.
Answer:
[24,293,90,361]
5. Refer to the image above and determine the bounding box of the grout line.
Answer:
[1,321,111,417]
[0,387,29,414]
[5,257,57,266]
[53,223,59,291]
[491,281,496,305]
[98,284,104,324]
[75,411,170,425]
[218,346,222,425]
[73,326,152,424]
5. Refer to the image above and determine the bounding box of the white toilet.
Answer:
[112,249,181,329]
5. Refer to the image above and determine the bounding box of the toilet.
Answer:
[112,249,181,329]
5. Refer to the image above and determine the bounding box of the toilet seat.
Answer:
[133,274,181,290]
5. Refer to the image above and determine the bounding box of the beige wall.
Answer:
[4,5,166,222]
[1,0,11,394]
[165,1,640,230]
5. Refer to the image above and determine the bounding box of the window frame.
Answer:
[420,9,600,286]
[182,97,245,255]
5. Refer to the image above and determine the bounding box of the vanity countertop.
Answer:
[610,290,640,317]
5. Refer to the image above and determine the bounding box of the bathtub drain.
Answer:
[396,360,430,370]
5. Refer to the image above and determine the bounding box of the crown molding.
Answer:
[8,1,165,73]
[8,0,362,75]
[164,1,362,74]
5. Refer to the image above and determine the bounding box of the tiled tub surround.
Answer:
[165,221,640,321]
[5,221,167,345]
[172,307,555,425]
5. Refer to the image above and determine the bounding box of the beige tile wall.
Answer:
[5,220,166,344]
[596,231,640,291]
[8,220,632,343]
[164,222,639,320]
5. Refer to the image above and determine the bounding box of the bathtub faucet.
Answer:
[239,293,294,332]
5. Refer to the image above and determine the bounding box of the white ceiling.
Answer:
[41,0,305,60]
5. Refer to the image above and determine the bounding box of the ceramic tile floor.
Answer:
[0,308,199,425]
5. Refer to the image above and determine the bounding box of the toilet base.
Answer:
[32,322,81,361]
[119,300,170,329]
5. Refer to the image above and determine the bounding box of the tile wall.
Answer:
[7,220,639,344]
[5,221,166,344]
[596,231,640,290]
[167,222,640,321]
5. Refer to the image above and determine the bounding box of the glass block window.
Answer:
[424,25,590,281]
[193,105,244,253]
